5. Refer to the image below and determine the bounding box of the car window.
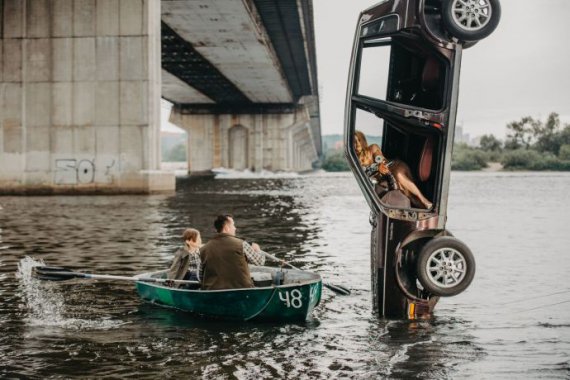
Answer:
[357,40,446,111]
[387,44,446,110]
[357,44,391,102]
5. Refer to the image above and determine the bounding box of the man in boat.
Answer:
[166,228,202,287]
[200,214,266,290]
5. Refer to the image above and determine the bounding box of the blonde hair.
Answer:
[182,228,200,244]
[354,130,373,165]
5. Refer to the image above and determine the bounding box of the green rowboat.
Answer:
[135,266,322,322]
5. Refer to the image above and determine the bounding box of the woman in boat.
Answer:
[167,228,202,287]
[354,130,432,209]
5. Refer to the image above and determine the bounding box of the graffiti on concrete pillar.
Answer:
[105,159,116,177]
[55,159,95,185]
[77,160,95,184]
[55,159,79,185]
[55,158,118,185]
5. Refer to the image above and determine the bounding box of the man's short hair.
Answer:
[214,214,232,233]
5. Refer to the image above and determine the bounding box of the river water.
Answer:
[0,171,569,379]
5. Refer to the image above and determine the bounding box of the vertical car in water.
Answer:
[344,0,500,318]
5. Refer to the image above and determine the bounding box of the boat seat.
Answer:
[252,272,273,287]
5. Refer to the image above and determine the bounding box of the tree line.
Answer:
[454,112,570,170]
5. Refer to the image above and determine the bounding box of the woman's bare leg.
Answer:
[394,172,432,209]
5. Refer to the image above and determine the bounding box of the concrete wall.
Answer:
[0,0,173,194]
[170,106,318,174]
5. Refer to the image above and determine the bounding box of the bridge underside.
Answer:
[0,0,320,193]
[161,0,321,174]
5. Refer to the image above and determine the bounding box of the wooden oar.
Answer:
[261,251,351,296]
[31,265,199,286]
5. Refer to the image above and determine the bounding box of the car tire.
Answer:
[416,236,475,297]
[442,0,501,42]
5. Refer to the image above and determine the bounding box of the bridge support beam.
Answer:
[170,106,318,174]
[0,0,174,194]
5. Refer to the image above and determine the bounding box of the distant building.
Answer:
[454,123,469,144]
[454,123,481,146]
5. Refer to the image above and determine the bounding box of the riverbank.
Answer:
[482,162,503,172]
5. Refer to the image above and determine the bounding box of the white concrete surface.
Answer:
[0,0,173,194]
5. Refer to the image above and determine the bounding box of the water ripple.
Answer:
[0,172,568,378]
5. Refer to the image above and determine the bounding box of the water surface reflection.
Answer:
[0,172,568,378]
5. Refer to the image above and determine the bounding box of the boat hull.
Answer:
[135,268,322,322]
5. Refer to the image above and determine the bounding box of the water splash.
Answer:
[16,256,65,322]
[16,257,127,330]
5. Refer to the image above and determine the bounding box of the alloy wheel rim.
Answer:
[451,0,492,31]
[426,248,467,288]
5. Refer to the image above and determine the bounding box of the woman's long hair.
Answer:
[355,130,373,165]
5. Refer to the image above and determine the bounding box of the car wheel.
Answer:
[442,0,501,42]
[416,236,475,297]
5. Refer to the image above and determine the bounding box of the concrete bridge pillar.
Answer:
[0,0,173,194]
[169,106,318,174]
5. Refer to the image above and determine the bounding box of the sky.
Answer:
[312,0,570,138]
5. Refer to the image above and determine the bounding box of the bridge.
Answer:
[0,0,320,194]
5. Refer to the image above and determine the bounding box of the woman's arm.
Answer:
[368,144,390,175]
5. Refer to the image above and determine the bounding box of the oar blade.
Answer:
[324,282,351,296]
[33,272,70,281]
[32,266,81,281]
